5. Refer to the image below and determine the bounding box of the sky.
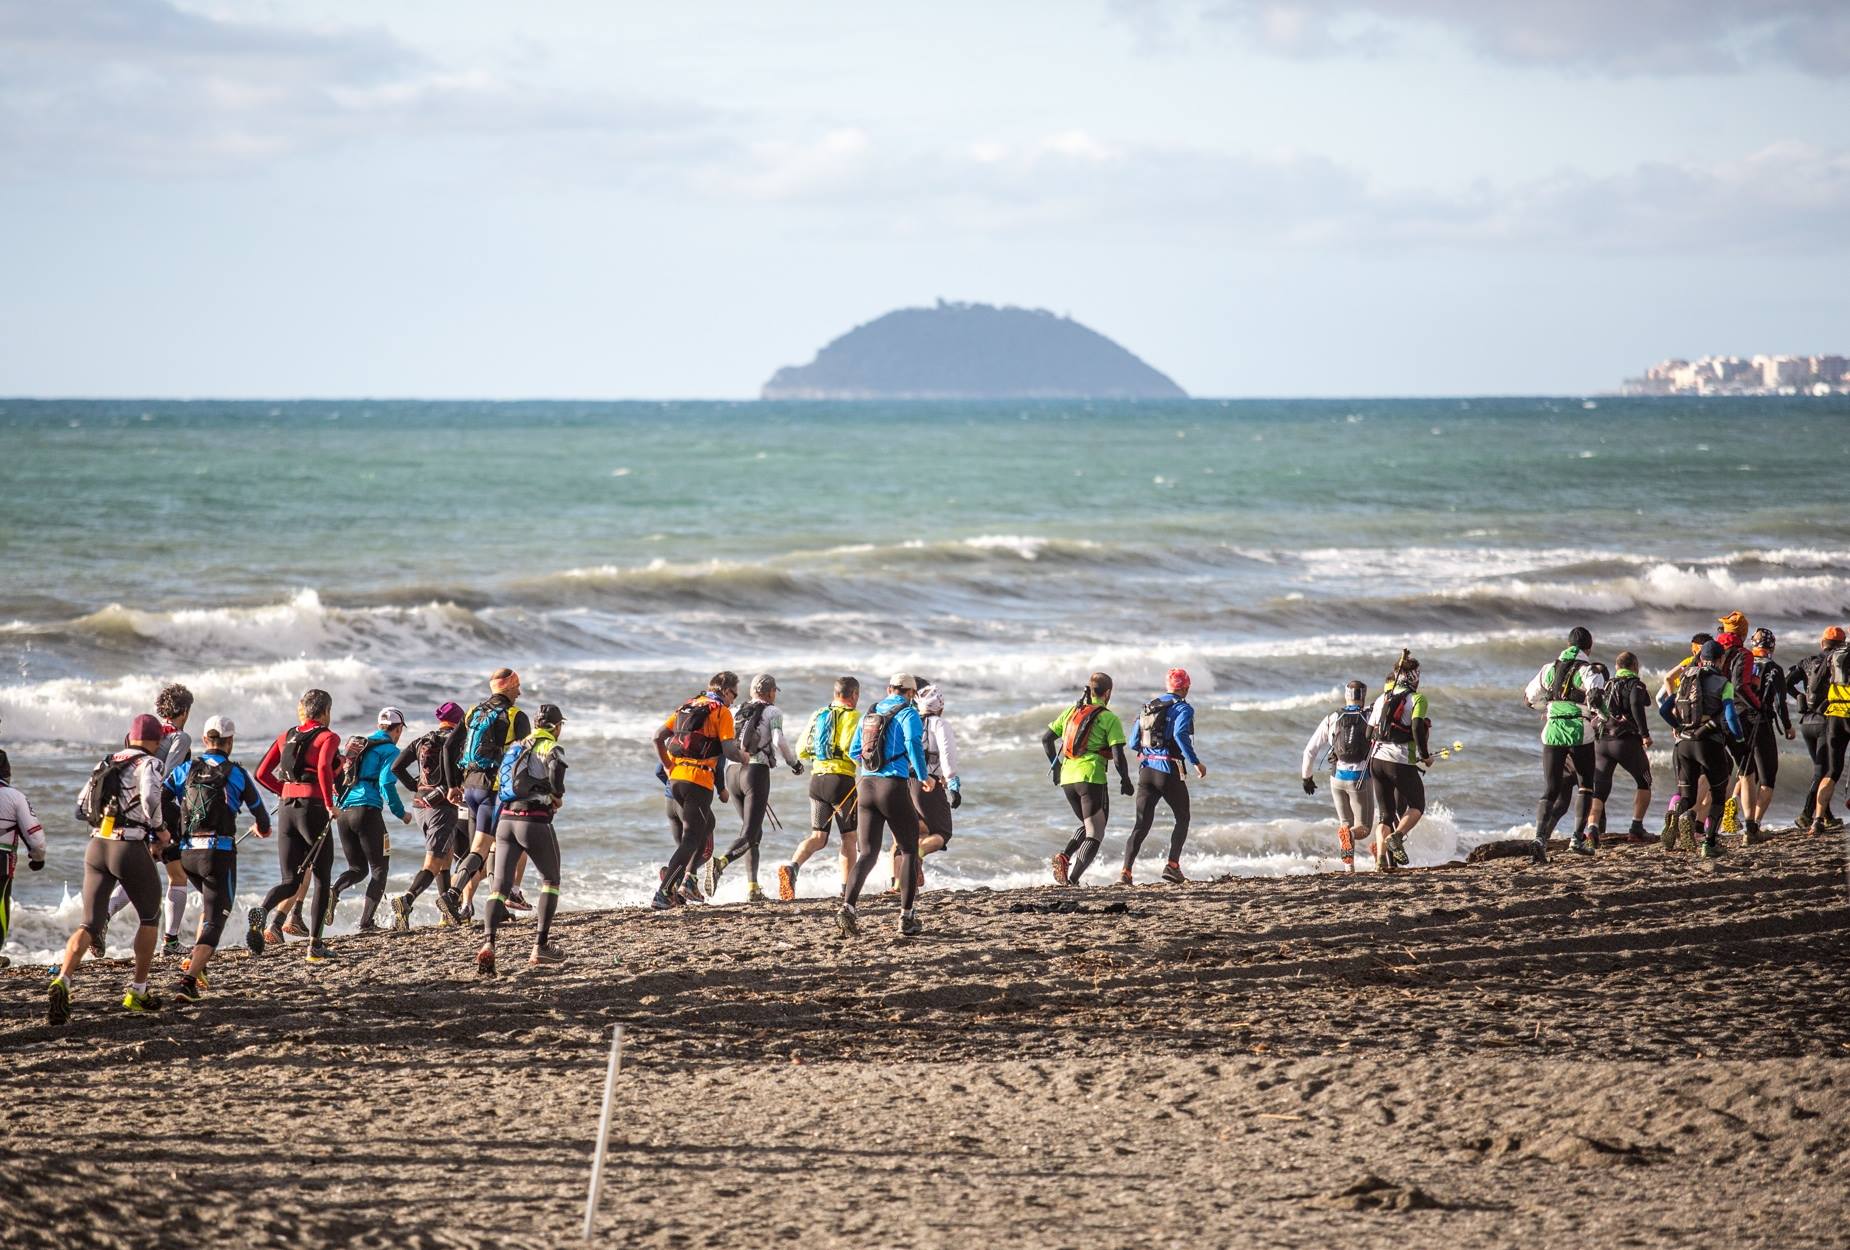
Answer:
[1,0,1847,398]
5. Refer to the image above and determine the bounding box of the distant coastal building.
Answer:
[761,301,1187,400]
[1623,353,1850,397]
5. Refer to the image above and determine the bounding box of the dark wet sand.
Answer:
[3,831,1847,1248]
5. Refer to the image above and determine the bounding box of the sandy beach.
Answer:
[4,831,1846,1249]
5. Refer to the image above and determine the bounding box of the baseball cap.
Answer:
[434,700,465,724]
[201,715,236,739]
[536,702,565,727]
[377,706,407,728]
[888,673,919,692]
[128,713,163,743]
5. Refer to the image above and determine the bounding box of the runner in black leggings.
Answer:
[475,703,569,976]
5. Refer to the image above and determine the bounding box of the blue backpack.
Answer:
[496,737,552,805]
[459,700,512,774]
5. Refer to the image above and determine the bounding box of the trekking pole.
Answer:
[830,784,858,822]
[583,1024,625,1240]
[765,802,784,834]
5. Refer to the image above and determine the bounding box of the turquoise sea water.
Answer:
[3,396,1847,959]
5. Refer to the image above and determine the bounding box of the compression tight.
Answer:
[1060,782,1110,883]
[1123,768,1190,871]
[1536,743,1595,841]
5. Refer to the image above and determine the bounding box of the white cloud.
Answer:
[0,0,712,175]
[1117,0,1850,76]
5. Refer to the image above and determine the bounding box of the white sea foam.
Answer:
[1446,563,1850,616]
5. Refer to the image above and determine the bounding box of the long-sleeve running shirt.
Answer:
[1132,694,1200,775]
[256,722,338,807]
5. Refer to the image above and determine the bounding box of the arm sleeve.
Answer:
[1631,683,1651,734]
[137,760,167,831]
[237,768,272,831]
[1174,702,1200,766]
[903,710,930,779]
[1771,668,1792,733]
[377,745,406,820]
[1723,698,1742,738]
[312,732,338,808]
[391,740,421,794]
[548,749,568,802]
[1301,713,1332,779]
[255,734,283,795]
[772,709,800,768]
[1041,728,1059,764]
[935,719,960,781]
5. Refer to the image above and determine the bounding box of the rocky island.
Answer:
[762,300,1187,400]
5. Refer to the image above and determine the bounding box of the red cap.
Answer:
[1826,626,1847,645]
[1166,668,1191,692]
[128,713,163,743]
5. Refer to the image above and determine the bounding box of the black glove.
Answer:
[1302,776,1316,795]
[789,762,803,776]
[1119,779,1134,797]
[950,789,962,810]
[29,857,44,871]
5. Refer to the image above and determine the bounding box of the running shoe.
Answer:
[1626,821,1653,844]
[1336,824,1355,863]
[778,863,799,901]
[835,903,859,938]
[93,922,108,959]
[1388,832,1410,868]
[530,942,566,966]
[899,910,922,937]
[1529,838,1549,865]
[173,974,202,1003]
[1740,821,1762,846]
[650,887,674,912]
[1568,835,1594,857]
[356,919,381,935]
[747,883,767,904]
[0,956,9,970]
[505,890,533,913]
[704,854,728,897]
[680,873,706,904]
[1821,813,1845,831]
[305,940,333,964]
[1051,852,1070,886]
[246,907,267,955]
[47,977,70,1026]
[162,934,181,957]
[459,900,478,924]
[436,888,464,926]
[1699,837,1722,860]
[1117,869,1134,887]
[282,912,310,938]
[322,894,338,927]
[122,986,163,1012]
[264,923,286,947]
[390,894,413,933]
[1588,830,1603,851]
[476,944,496,978]
[1161,860,1186,885]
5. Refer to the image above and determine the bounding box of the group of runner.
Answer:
[10,611,1847,1026]
[1296,612,1850,871]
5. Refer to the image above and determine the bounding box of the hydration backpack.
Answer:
[811,708,846,763]
[459,700,513,774]
[737,700,773,758]
[1370,690,1415,745]
[1795,654,1831,717]
[335,735,374,797]
[1547,658,1588,705]
[1675,670,1721,737]
[666,699,724,761]
[1139,698,1173,758]
[1599,675,1643,738]
[181,758,236,840]
[277,725,330,785]
[497,738,554,805]
[1331,709,1371,765]
[414,728,450,790]
[858,702,902,772]
[77,754,135,828]
[1061,702,1109,760]
[1723,647,1762,714]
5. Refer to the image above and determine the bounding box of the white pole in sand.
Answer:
[583,1025,624,1241]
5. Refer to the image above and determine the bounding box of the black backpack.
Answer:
[334,734,373,797]
[181,758,237,840]
[278,725,331,784]
[736,700,772,758]
[1139,697,1173,757]
[1675,670,1719,736]
[1599,674,1643,738]
[1331,709,1371,765]
[415,728,450,790]
[1795,654,1830,717]
[1370,690,1415,745]
[666,699,723,761]
[859,702,902,771]
[76,754,135,828]
[1547,657,1588,705]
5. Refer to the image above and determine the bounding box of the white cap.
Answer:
[202,715,236,739]
[888,673,919,692]
[377,706,407,728]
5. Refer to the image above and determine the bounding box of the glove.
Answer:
[790,761,803,776]
[1119,779,1134,797]
[1301,776,1316,795]
[29,857,44,871]
[950,789,962,810]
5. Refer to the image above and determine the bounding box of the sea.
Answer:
[4,396,1847,963]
